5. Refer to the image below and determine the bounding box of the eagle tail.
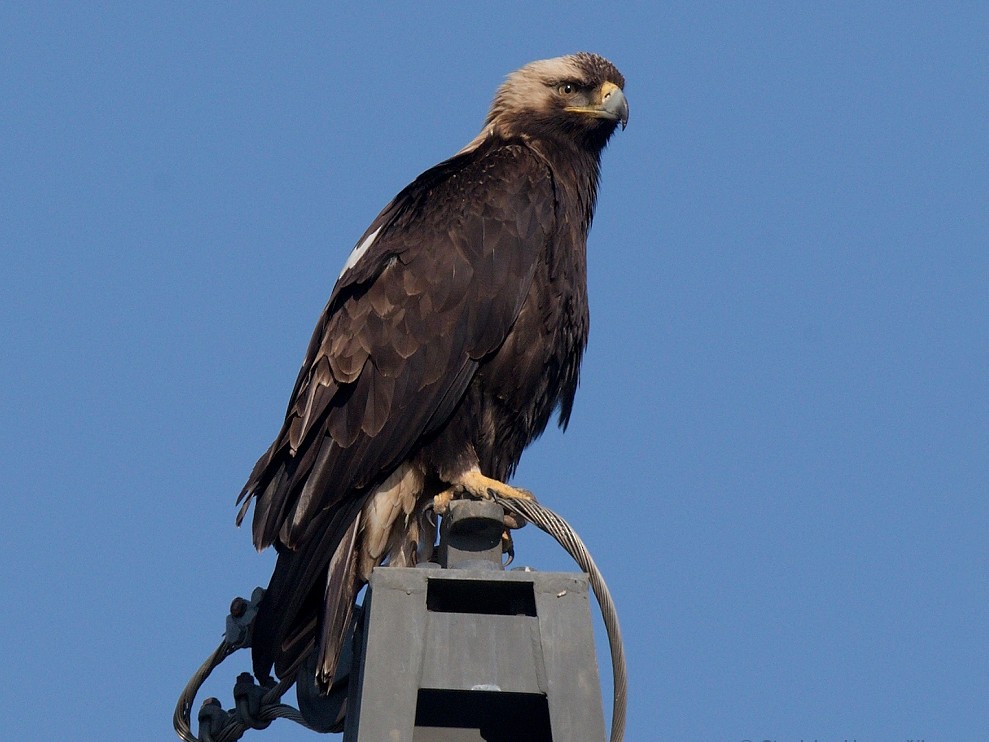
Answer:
[316,511,362,687]
[251,498,365,686]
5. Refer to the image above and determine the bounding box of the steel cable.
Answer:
[493,495,627,742]
[173,640,235,742]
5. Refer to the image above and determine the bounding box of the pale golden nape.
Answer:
[486,56,585,129]
[460,52,626,153]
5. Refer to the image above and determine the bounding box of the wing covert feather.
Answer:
[239,143,557,550]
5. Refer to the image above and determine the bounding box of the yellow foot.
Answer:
[457,469,534,502]
[431,469,534,514]
[433,487,456,515]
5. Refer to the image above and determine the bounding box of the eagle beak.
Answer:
[599,82,629,130]
[565,81,629,130]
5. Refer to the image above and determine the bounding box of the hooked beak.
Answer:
[565,81,629,130]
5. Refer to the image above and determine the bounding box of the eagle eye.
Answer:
[558,82,576,96]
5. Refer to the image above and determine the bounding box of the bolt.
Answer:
[230,596,247,617]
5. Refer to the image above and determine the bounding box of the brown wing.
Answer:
[237,141,557,551]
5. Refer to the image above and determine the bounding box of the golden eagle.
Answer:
[236,52,628,693]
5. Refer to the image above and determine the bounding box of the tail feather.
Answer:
[317,512,362,687]
[249,460,429,690]
[251,496,366,683]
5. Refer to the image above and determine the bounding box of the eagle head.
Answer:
[483,52,629,153]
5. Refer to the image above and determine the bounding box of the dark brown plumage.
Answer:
[236,52,628,699]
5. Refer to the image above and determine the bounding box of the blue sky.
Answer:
[2,3,986,740]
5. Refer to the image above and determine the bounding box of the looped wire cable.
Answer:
[174,640,235,742]
[174,650,314,742]
[492,494,627,742]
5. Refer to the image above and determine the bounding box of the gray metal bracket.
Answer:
[340,499,606,742]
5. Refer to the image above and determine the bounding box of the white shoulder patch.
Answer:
[338,226,381,279]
